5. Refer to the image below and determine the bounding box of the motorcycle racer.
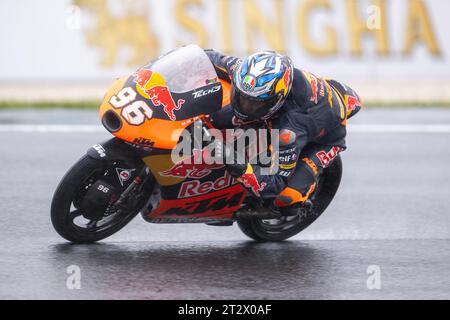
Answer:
[205,49,362,216]
[51,44,348,243]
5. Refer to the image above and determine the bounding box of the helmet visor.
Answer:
[232,88,281,121]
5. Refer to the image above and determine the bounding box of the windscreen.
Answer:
[150,44,219,93]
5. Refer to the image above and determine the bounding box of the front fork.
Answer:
[112,166,149,211]
[86,138,156,215]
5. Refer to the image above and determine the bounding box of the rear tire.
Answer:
[237,155,343,242]
[51,155,149,243]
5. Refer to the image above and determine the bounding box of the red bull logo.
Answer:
[132,68,185,121]
[160,149,224,179]
[133,68,153,88]
[239,172,266,197]
[145,86,185,121]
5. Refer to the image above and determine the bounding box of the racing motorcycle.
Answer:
[51,45,342,243]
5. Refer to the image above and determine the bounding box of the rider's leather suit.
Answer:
[206,49,362,208]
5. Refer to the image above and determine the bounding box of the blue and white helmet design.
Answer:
[232,51,293,121]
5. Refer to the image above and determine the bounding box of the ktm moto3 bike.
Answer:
[51,45,342,243]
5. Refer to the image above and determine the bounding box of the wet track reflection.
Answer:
[42,240,450,299]
[1,109,450,299]
[47,241,333,299]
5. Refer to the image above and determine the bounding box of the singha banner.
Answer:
[0,0,448,82]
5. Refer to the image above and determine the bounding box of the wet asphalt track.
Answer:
[0,108,449,300]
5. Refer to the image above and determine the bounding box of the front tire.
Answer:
[237,155,343,242]
[51,155,149,243]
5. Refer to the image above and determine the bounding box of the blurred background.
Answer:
[1,0,450,299]
[0,0,449,105]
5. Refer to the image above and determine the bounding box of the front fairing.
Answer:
[99,45,225,149]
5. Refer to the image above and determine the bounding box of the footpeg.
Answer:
[206,221,234,226]
[280,200,314,217]
[236,207,281,220]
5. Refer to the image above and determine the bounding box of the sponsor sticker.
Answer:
[116,168,136,186]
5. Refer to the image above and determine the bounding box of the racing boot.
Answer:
[274,184,316,217]
[278,200,314,217]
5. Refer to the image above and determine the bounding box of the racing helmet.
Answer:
[231,51,294,121]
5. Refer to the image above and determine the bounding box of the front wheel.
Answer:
[51,155,152,243]
[237,155,343,242]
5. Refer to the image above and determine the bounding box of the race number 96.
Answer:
[109,87,153,126]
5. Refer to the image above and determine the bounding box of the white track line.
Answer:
[348,124,450,133]
[0,124,450,133]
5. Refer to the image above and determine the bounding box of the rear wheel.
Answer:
[237,155,343,242]
[51,155,152,243]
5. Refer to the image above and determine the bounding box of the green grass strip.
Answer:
[0,100,101,110]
